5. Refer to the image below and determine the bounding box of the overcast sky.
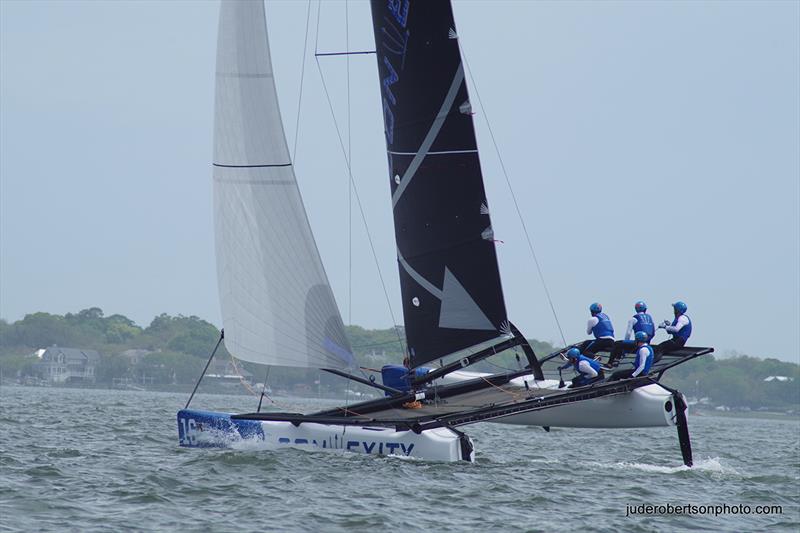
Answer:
[1,1,798,362]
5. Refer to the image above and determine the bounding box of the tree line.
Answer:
[0,308,797,410]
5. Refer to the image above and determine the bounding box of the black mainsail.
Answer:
[370,0,508,367]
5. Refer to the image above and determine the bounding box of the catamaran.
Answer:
[177,0,712,464]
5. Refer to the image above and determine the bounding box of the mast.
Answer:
[369,0,509,367]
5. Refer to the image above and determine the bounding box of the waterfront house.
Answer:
[36,346,100,384]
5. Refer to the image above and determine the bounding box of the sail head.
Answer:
[213,0,353,370]
[370,0,509,367]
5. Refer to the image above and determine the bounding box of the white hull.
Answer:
[498,382,678,428]
[178,409,472,462]
[436,372,678,428]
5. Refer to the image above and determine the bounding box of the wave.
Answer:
[605,457,738,475]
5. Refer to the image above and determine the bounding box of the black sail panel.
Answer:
[370,0,508,367]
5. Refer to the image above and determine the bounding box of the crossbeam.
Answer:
[411,336,523,387]
[322,367,404,396]
[420,377,652,430]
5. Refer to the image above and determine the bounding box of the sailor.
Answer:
[608,331,654,381]
[627,301,655,341]
[558,347,604,388]
[656,301,692,356]
[631,331,655,377]
[608,301,655,367]
[581,303,615,356]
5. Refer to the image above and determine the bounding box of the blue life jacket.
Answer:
[633,345,654,375]
[573,354,602,375]
[592,312,614,338]
[671,314,692,341]
[632,313,655,340]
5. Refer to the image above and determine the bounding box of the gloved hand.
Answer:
[660,320,670,328]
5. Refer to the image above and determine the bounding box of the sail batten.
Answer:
[213,0,353,370]
[370,0,509,367]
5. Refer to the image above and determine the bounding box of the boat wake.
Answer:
[606,457,736,476]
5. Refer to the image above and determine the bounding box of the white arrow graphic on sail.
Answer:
[397,253,495,331]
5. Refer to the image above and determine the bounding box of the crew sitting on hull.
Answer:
[608,301,655,367]
[656,301,692,359]
[580,302,615,357]
[609,331,654,381]
[558,347,604,388]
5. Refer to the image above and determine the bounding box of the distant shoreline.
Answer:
[692,408,800,422]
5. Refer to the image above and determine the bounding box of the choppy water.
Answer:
[1,385,798,532]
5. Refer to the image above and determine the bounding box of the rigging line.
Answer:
[314,49,406,356]
[346,0,352,328]
[256,366,272,413]
[314,0,322,55]
[184,332,224,409]
[460,50,568,348]
[479,375,524,401]
[485,359,520,373]
[315,0,356,335]
[291,0,313,163]
[229,354,259,397]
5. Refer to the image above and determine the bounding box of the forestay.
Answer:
[370,0,509,367]
[213,0,353,369]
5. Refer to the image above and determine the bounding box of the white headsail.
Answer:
[213,0,353,369]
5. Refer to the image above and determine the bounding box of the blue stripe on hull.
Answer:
[177,409,265,448]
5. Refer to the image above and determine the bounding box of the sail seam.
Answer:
[213,163,292,168]
[214,178,295,185]
[391,65,465,208]
[388,149,477,156]
[216,72,273,78]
